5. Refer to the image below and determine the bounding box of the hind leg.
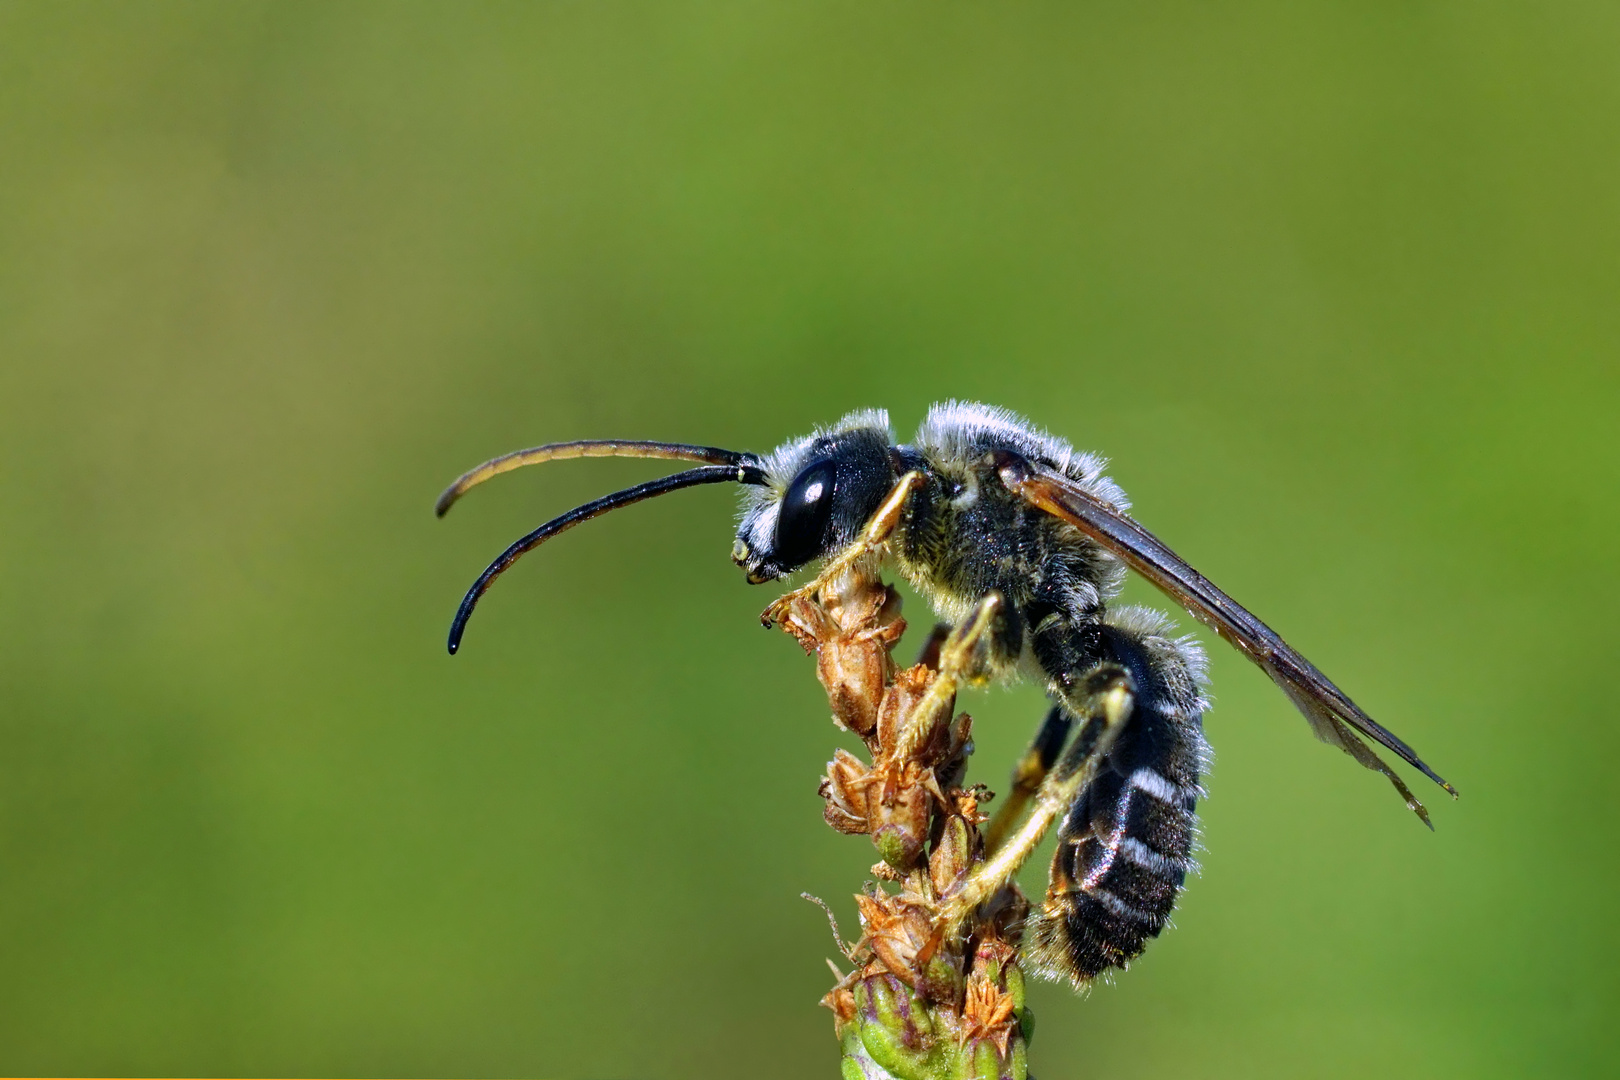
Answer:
[1023,607,1209,987]
[937,663,1137,931]
[937,606,1207,946]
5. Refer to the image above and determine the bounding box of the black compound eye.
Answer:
[773,458,838,569]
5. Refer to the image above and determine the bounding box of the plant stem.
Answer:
[777,572,1033,1080]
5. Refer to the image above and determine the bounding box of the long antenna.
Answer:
[445,462,766,654]
[435,440,758,517]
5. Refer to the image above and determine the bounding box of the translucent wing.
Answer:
[997,454,1454,826]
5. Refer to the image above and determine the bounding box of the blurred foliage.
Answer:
[1,3,1616,1077]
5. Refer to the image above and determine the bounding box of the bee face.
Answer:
[733,411,898,584]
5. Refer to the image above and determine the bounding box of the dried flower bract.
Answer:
[783,570,1033,1080]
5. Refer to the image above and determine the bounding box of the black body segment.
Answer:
[1029,705,1076,772]
[1024,612,1209,985]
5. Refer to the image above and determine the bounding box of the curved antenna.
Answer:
[446,462,767,654]
[436,440,759,517]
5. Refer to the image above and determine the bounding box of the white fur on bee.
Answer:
[915,401,1131,513]
[735,408,892,556]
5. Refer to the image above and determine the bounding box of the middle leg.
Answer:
[937,662,1137,931]
[982,704,1074,856]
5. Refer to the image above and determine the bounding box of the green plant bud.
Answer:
[965,1039,1004,1080]
[842,1025,900,1080]
[919,948,965,1006]
[929,814,974,896]
[854,973,939,1078]
[999,964,1033,1046]
[873,822,923,870]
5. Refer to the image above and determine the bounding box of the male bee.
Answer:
[437,401,1453,985]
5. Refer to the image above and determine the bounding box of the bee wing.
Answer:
[999,456,1454,826]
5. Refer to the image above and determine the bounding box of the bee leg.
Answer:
[761,471,924,627]
[936,667,1135,931]
[1022,608,1210,986]
[982,704,1074,856]
[889,593,1003,762]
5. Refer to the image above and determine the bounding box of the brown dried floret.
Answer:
[779,569,1033,1074]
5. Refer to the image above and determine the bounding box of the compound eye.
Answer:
[773,458,838,570]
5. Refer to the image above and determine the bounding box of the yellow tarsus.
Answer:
[893,594,1002,763]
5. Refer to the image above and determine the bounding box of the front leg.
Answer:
[760,471,924,628]
[891,593,1003,763]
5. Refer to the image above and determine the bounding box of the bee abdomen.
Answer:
[1024,610,1209,987]
[1037,765,1200,979]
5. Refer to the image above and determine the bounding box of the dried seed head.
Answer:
[961,971,1018,1056]
[776,572,1032,1078]
[820,982,858,1032]
[869,762,936,870]
[780,581,904,738]
[929,812,978,898]
[855,891,934,990]
[821,749,876,835]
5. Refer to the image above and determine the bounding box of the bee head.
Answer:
[733,409,899,584]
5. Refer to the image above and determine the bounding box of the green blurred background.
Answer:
[1,3,1616,1077]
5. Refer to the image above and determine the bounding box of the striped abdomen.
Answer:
[1026,612,1209,985]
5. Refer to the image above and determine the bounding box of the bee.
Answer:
[436,401,1454,985]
